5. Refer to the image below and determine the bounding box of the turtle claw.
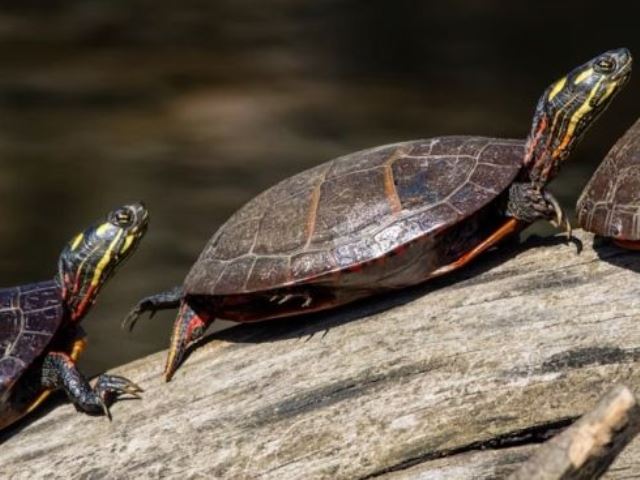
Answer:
[544,192,573,240]
[99,398,112,422]
[122,301,153,331]
[268,292,313,308]
[94,373,144,419]
[122,287,184,331]
[121,311,137,331]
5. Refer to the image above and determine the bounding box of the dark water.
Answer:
[1,1,640,375]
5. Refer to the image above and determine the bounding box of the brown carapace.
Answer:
[125,49,631,381]
[578,117,640,249]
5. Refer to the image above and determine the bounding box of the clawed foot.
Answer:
[122,298,158,331]
[122,287,183,331]
[544,192,573,240]
[269,292,313,307]
[94,374,144,420]
[508,183,573,241]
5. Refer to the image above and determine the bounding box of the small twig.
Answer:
[508,385,640,480]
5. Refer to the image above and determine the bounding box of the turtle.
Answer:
[125,49,632,382]
[578,117,640,249]
[0,203,149,430]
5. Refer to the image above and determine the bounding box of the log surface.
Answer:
[3,229,640,479]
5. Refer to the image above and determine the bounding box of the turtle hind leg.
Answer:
[427,217,522,278]
[164,302,213,382]
[122,286,184,331]
[41,352,142,419]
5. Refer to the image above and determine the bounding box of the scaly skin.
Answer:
[42,351,142,419]
[0,203,149,430]
[126,49,632,382]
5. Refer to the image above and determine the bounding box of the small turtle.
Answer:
[578,117,640,249]
[0,203,148,430]
[126,49,631,381]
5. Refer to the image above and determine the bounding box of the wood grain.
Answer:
[3,229,640,479]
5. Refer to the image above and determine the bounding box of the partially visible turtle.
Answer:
[578,118,640,249]
[0,203,148,430]
[125,49,631,381]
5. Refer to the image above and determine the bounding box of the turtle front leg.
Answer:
[41,352,143,419]
[506,182,572,237]
[122,286,184,331]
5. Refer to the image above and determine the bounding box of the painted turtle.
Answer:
[0,203,148,430]
[578,118,640,249]
[125,49,631,381]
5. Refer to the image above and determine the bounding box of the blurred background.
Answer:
[0,1,639,375]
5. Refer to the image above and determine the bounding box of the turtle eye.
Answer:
[112,208,134,227]
[594,57,616,74]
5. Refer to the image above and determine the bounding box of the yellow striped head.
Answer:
[525,48,632,186]
[58,202,149,321]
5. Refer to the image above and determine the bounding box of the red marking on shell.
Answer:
[304,177,324,248]
[578,119,640,238]
[613,239,640,251]
[394,245,407,256]
[184,136,524,297]
[383,162,403,215]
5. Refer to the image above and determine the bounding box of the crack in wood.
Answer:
[358,417,576,479]
[5,230,640,478]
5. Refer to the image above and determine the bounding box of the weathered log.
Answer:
[3,229,640,479]
[509,385,640,480]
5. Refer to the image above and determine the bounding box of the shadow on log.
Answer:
[2,229,640,479]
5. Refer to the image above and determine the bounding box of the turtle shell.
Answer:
[185,136,524,297]
[578,119,640,240]
[0,281,63,401]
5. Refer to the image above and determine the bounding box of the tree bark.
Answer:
[2,229,640,479]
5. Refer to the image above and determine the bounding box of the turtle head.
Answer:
[58,203,149,322]
[524,48,632,187]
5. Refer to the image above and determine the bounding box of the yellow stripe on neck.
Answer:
[90,229,123,287]
[95,223,112,236]
[596,80,619,106]
[70,233,84,251]
[548,77,567,101]
[573,67,594,85]
[552,77,603,159]
[120,234,136,254]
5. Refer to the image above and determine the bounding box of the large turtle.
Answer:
[578,117,640,249]
[0,203,148,430]
[126,49,631,381]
